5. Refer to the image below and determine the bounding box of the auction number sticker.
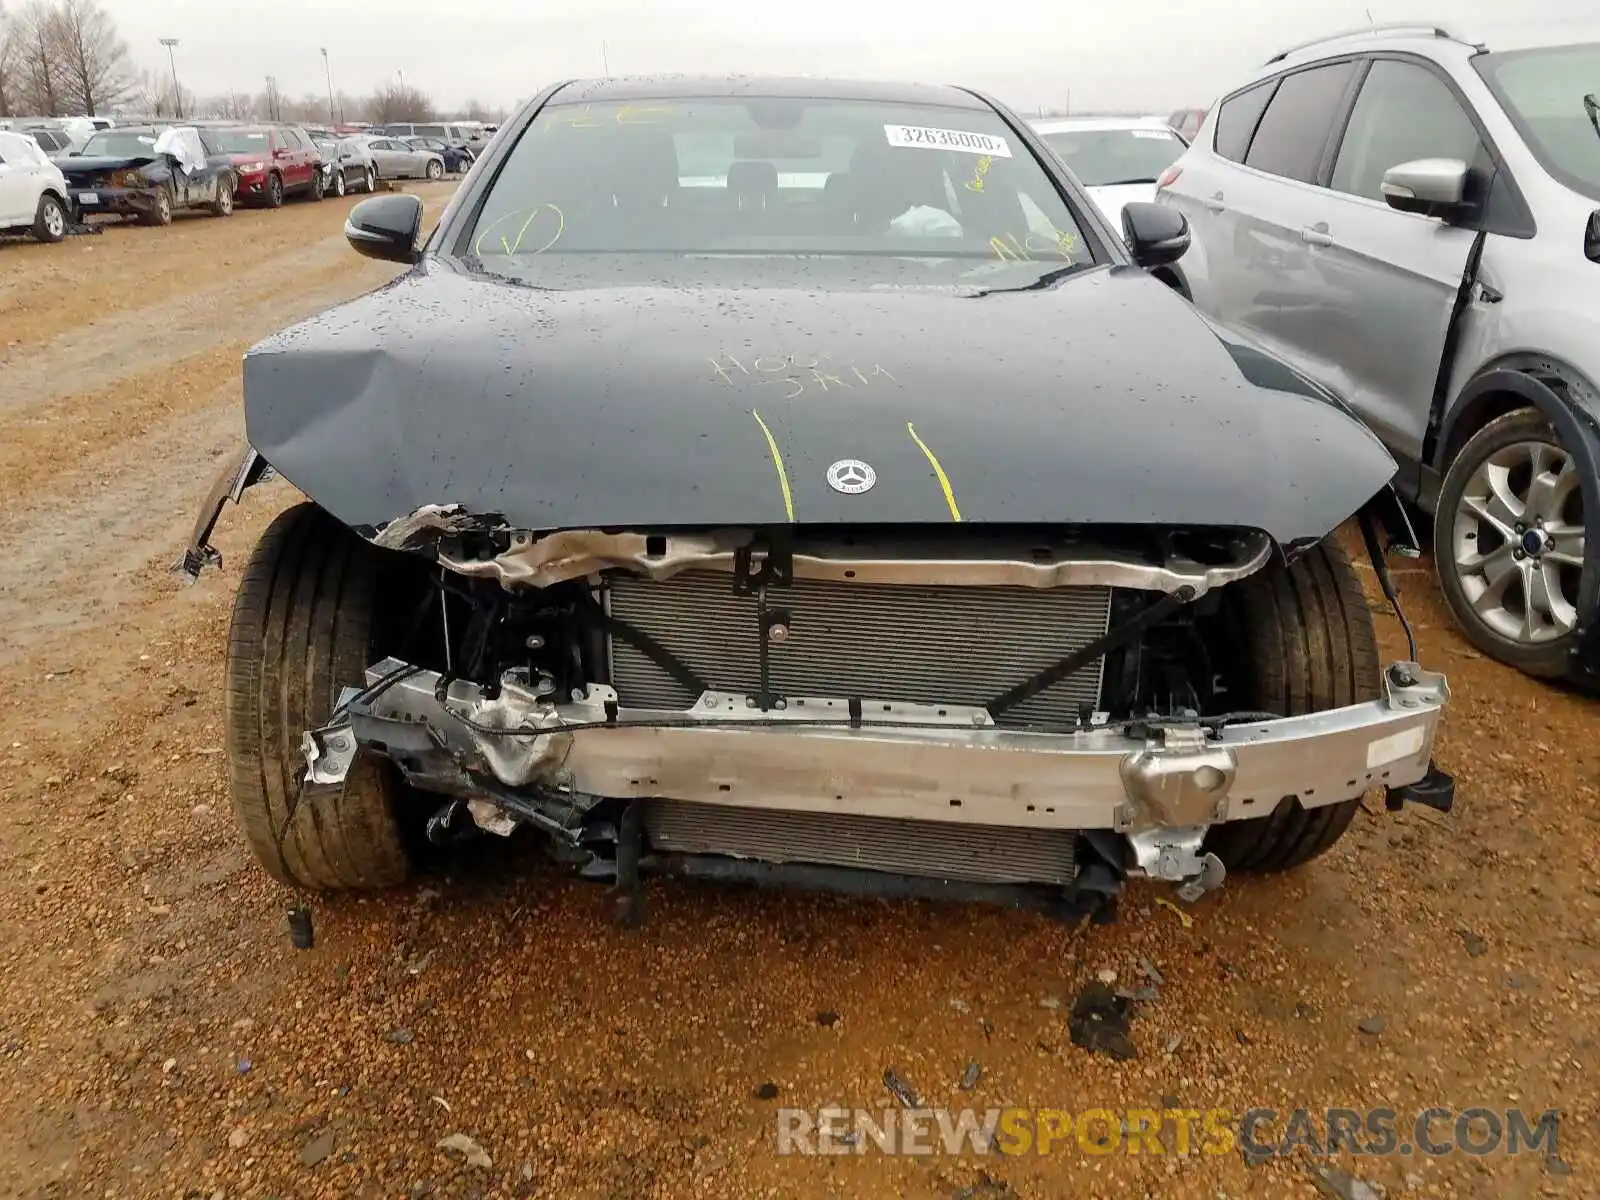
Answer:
[884,125,1012,157]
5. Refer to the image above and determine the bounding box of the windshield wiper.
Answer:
[1585,93,1600,141]
[966,264,1082,297]
[1094,176,1159,187]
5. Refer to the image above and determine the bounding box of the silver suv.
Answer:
[1157,24,1598,686]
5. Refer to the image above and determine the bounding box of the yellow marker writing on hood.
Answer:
[906,422,962,522]
[750,409,795,522]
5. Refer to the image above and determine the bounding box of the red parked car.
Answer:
[211,124,324,208]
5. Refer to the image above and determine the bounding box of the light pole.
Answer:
[159,37,182,119]
[320,47,337,125]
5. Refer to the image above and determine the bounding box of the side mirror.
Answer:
[1121,201,1190,268]
[1381,158,1470,219]
[346,193,423,264]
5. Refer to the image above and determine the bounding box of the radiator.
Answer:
[645,800,1078,885]
[605,571,1112,729]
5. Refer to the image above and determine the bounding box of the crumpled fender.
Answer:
[173,444,272,582]
[1441,369,1600,687]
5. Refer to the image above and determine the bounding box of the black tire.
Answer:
[225,503,412,891]
[143,185,174,226]
[425,157,443,180]
[1202,538,1381,873]
[308,169,325,202]
[1433,407,1582,678]
[332,169,346,198]
[33,193,67,243]
[265,172,285,209]
[209,177,234,217]
[362,167,376,193]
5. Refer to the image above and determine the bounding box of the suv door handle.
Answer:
[1203,191,1226,212]
[1301,225,1337,247]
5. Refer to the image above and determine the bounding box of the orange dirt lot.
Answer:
[0,190,1595,1200]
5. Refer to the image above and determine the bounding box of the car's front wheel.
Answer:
[1434,407,1586,677]
[309,169,325,201]
[143,185,174,226]
[225,503,413,891]
[332,169,346,197]
[1203,539,1380,873]
[33,193,67,243]
[265,172,284,209]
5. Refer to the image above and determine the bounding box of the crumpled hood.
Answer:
[242,263,1396,545]
[61,154,157,176]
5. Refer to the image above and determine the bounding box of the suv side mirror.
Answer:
[346,193,423,264]
[1121,201,1190,268]
[1381,158,1470,219]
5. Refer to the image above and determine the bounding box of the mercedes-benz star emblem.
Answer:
[826,459,877,495]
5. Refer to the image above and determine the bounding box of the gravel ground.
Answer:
[0,188,1595,1200]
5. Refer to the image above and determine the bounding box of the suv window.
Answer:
[1213,81,1275,161]
[415,124,447,138]
[1331,60,1486,202]
[1242,61,1358,183]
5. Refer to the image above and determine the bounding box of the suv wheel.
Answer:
[1203,539,1380,873]
[225,503,414,891]
[33,193,67,243]
[309,169,325,202]
[1434,407,1585,677]
[265,172,284,209]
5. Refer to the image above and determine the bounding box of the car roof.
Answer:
[1031,116,1179,134]
[546,74,988,109]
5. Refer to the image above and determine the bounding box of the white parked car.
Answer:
[0,129,70,243]
[1030,116,1189,228]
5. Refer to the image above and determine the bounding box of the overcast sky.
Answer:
[100,0,1596,115]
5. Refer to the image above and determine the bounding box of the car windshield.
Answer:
[463,95,1095,284]
[1036,126,1185,186]
[1475,42,1600,200]
[215,128,271,154]
[81,130,160,156]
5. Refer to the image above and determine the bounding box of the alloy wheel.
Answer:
[1450,438,1586,645]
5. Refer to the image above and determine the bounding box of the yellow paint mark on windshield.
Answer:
[990,227,1083,265]
[472,203,565,256]
[964,154,994,192]
[906,422,962,522]
[750,409,795,522]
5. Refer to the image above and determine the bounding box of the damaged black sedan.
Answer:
[183,77,1453,921]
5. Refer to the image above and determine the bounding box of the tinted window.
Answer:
[468,96,1095,283]
[1331,60,1486,201]
[1243,62,1358,182]
[415,124,447,137]
[1213,82,1274,162]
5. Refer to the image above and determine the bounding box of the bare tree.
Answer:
[133,66,191,120]
[0,3,19,118]
[364,81,434,124]
[48,0,130,115]
[12,1,62,115]
[209,88,254,120]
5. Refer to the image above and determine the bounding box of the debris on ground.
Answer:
[958,1062,982,1091]
[815,1010,840,1027]
[299,1129,336,1168]
[883,1068,920,1108]
[1460,930,1488,957]
[436,1132,492,1170]
[1307,1162,1386,1200]
[754,1082,779,1100]
[1357,1015,1387,1036]
[1153,897,1194,927]
[1068,982,1137,1060]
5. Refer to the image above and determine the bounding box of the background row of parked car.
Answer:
[0,118,485,245]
